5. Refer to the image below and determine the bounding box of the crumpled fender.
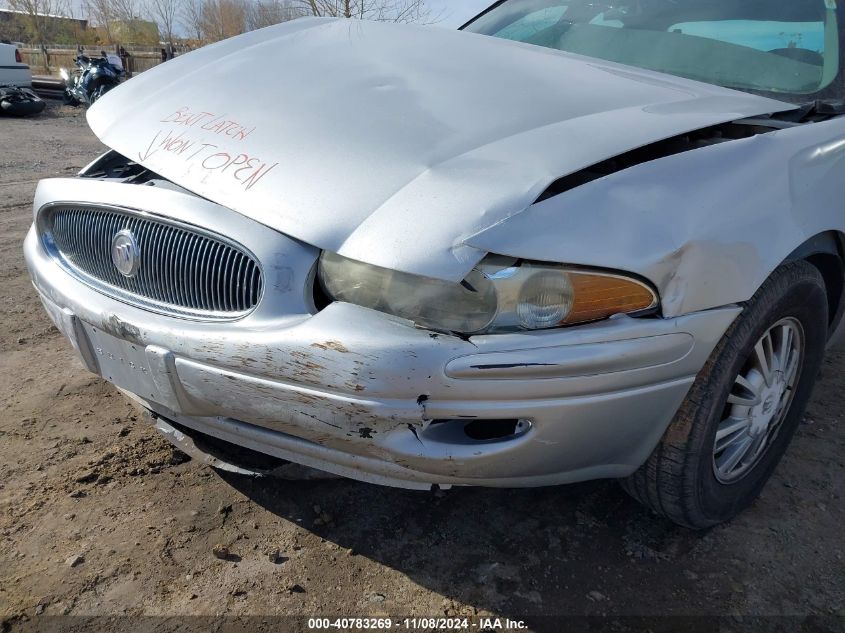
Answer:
[465,117,845,317]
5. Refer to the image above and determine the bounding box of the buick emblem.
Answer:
[111,229,141,278]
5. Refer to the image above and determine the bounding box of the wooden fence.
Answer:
[20,46,180,76]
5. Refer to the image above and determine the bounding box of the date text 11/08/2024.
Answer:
[306,618,529,630]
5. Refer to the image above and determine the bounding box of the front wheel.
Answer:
[90,83,114,104]
[622,261,829,528]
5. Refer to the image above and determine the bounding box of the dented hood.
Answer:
[88,17,794,281]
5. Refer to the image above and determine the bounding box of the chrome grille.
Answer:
[41,205,262,319]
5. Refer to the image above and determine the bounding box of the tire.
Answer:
[91,83,113,104]
[0,96,46,117]
[621,261,829,529]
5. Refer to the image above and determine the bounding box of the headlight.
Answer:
[317,252,658,335]
[60,68,69,81]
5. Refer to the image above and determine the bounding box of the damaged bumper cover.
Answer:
[25,191,741,488]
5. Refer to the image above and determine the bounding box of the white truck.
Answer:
[0,42,32,87]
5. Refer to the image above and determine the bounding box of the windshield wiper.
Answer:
[776,99,845,123]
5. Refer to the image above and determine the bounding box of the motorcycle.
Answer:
[60,52,122,106]
[0,85,46,117]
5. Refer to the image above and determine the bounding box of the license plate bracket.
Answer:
[81,323,159,400]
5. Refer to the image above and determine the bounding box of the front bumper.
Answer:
[1,67,32,88]
[24,182,741,489]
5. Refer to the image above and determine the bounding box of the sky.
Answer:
[428,0,492,28]
[60,0,495,33]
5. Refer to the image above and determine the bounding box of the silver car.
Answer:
[24,0,845,528]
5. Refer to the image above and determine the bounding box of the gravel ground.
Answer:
[1,104,844,632]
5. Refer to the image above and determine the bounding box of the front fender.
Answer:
[465,117,845,318]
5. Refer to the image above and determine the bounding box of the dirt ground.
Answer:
[1,104,844,632]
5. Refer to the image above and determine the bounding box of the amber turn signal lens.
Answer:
[564,272,657,325]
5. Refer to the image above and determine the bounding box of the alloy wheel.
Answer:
[713,318,805,484]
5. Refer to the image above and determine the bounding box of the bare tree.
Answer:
[247,0,301,30]
[84,0,144,44]
[198,0,247,41]
[111,0,142,41]
[175,0,433,47]
[4,0,71,45]
[84,0,116,42]
[295,0,438,23]
[148,0,180,48]
[180,0,204,40]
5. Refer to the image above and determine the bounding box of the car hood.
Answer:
[88,17,794,281]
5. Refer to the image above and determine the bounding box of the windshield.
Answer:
[463,0,842,99]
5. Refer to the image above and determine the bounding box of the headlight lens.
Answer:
[318,251,498,334]
[317,252,657,335]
